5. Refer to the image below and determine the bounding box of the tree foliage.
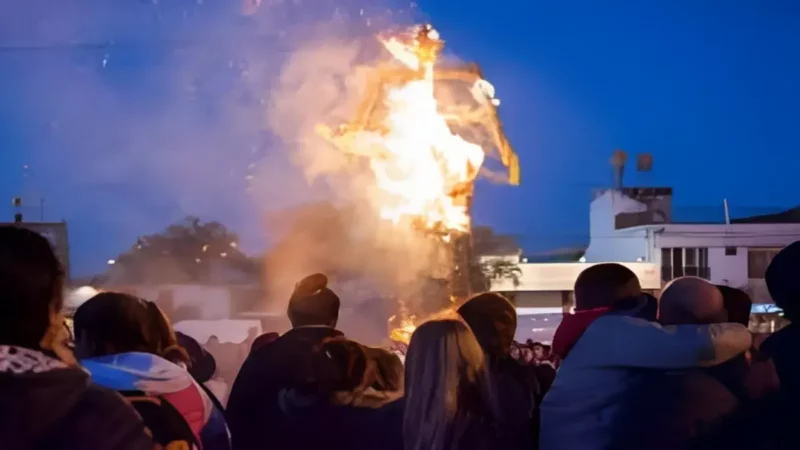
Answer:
[111,216,256,284]
[469,258,522,293]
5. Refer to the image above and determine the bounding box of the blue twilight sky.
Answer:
[1,0,799,276]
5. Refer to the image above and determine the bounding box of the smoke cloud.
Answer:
[1,0,419,277]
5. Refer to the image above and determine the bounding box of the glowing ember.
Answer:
[317,24,498,233]
[388,314,417,344]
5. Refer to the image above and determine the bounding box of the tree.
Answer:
[110,216,256,284]
[469,258,522,293]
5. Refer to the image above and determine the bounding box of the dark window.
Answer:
[661,248,673,281]
[685,248,697,266]
[673,249,684,277]
[699,248,709,268]
[725,247,737,256]
[663,248,710,281]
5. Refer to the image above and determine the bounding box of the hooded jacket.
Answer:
[0,345,154,450]
[540,311,752,450]
[82,352,229,450]
[458,293,541,450]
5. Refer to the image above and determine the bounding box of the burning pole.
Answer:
[316,24,519,342]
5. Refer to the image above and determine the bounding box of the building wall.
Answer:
[707,247,748,287]
[489,262,661,292]
[584,191,651,262]
[654,223,800,248]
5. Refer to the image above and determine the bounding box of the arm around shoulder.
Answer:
[586,316,751,369]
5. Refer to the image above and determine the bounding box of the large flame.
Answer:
[316,24,510,343]
[317,24,499,233]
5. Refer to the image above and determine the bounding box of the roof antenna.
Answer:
[723,198,731,225]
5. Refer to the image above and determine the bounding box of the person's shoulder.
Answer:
[45,384,153,450]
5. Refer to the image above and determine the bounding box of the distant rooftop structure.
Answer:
[522,247,587,263]
[592,187,795,228]
[732,206,800,224]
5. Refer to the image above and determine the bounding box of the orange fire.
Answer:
[317,24,499,233]
[317,24,518,343]
[388,314,417,344]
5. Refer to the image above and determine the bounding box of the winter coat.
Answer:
[759,323,800,398]
[82,351,230,450]
[226,326,344,450]
[539,314,752,450]
[275,386,402,450]
[610,368,740,450]
[0,345,154,450]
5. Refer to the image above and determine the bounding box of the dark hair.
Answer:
[717,285,752,326]
[766,241,800,321]
[310,338,368,395]
[73,292,188,364]
[364,346,404,391]
[574,263,641,311]
[287,273,340,327]
[457,292,517,359]
[175,331,216,383]
[0,226,64,349]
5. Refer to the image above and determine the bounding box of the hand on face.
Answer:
[40,313,77,366]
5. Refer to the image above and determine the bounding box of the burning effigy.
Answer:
[313,24,520,343]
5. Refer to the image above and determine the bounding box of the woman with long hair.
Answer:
[403,315,500,450]
[73,292,230,450]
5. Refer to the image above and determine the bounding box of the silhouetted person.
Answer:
[614,277,743,450]
[389,315,501,450]
[74,292,230,450]
[226,273,343,450]
[540,264,752,450]
[0,226,153,450]
[458,292,542,449]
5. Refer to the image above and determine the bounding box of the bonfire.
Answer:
[317,24,519,343]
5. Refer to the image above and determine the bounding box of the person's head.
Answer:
[532,342,545,359]
[176,331,217,383]
[0,226,65,350]
[363,346,404,392]
[72,292,188,365]
[573,263,641,311]
[658,277,726,325]
[457,292,516,360]
[403,315,497,450]
[716,285,752,327]
[766,241,800,321]
[310,337,368,395]
[287,273,340,328]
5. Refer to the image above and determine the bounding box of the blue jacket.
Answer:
[539,314,752,450]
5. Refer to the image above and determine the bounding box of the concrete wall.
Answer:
[707,247,748,287]
[654,223,800,248]
[584,190,651,262]
[490,262,661,291]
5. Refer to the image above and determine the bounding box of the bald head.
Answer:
[659,277,727,325]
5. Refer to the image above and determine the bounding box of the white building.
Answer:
[485,259,662,344]
[583,188,800,304]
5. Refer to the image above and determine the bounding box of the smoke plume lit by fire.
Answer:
[264,22,518,344]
